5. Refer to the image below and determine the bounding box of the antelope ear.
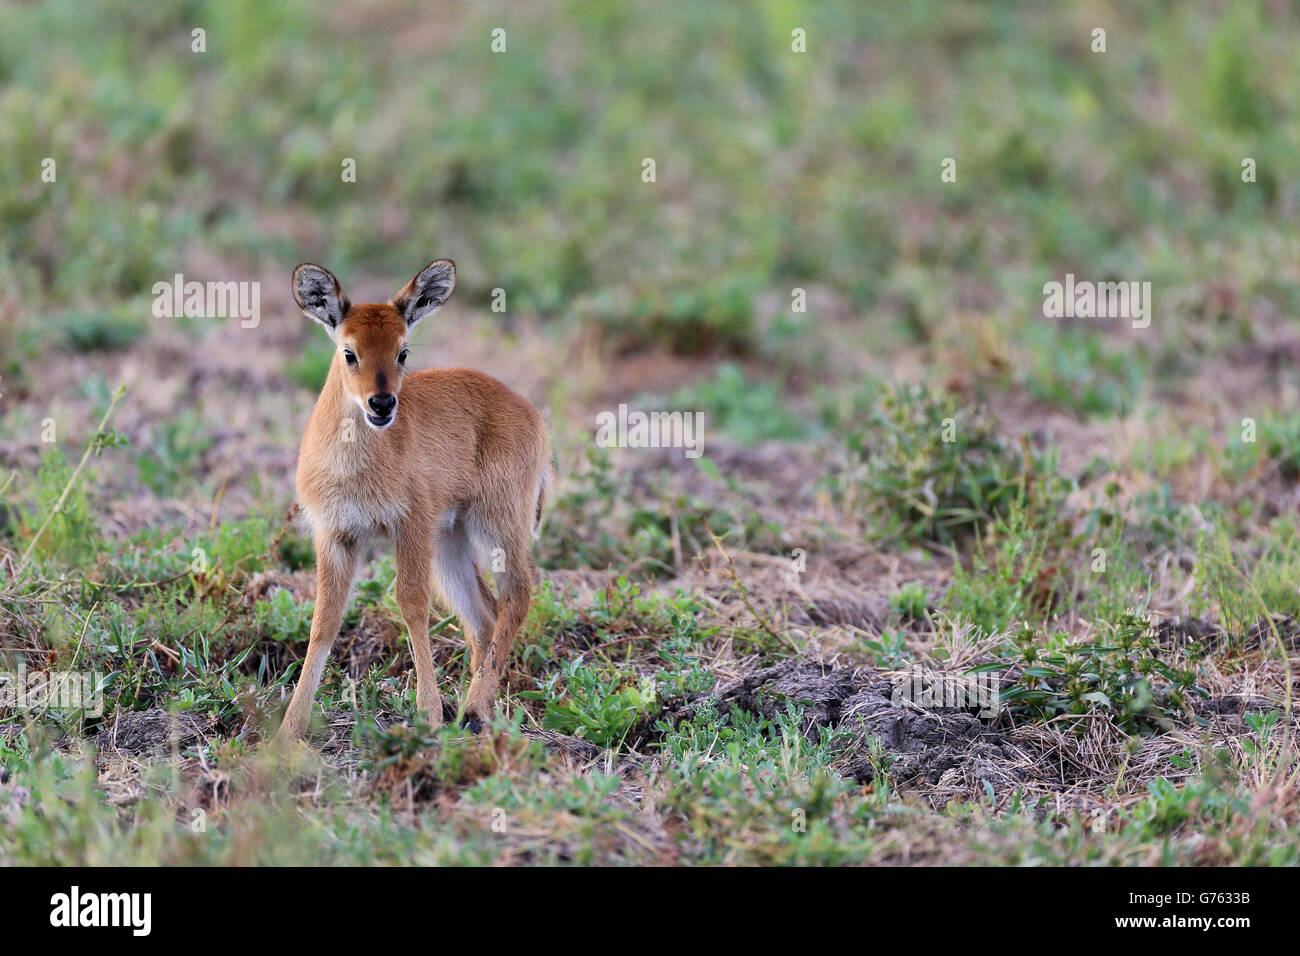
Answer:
[390,259,455,329]
[292,263,350,335]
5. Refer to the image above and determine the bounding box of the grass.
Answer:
[835,382,1067,547]
[2,0,1299,866]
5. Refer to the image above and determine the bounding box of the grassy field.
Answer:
[1,0,1299,865]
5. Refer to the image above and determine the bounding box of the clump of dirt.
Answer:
[667,659,1035,805]
[836,683,1034,797]
[691,660,868,730]
[667,653,1298,808]
[95,709,214,757]
[1156,614,1300,653]
[1153,615,1220,647]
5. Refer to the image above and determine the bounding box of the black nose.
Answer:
[369,393,396,415]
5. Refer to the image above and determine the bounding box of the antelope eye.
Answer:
[398,348,409,365]
[343,349,357,366]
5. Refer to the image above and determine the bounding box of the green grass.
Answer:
[835,382,1068,547]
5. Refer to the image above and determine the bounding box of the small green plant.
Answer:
[532,657,657,748]
[208,516,275,579]
[890,581,929,621]
[1239,517,1300,620]
[1022,326,1144,419]
[858,629,912,668]
[253,589,313,643]
[653,609,714,699]
[990,612,1206,734]
[943,491,1065,635]
[516,580,577,674]
[1224,410,1300,483]
[838,383,1064,546]
[1189,526,1259,642]
[589,274,758,356]
[54,306,148,353]
[1242,710,1280,772]
[670,362,811,445]
[537,445,618,568]
[21,450,99,566]
[0,728,31,771]
[135,410,213,494]
[18,391,129,570]
[1206,6,1270,133]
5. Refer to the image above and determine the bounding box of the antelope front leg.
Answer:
[396,525,443,729]
[275,533,358,743]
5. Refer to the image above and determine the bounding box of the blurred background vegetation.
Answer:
[3,0,1298,395]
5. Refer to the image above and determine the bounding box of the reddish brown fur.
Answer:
[275,262,550,742]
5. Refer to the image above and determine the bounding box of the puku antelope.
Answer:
[274,259,551,742]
